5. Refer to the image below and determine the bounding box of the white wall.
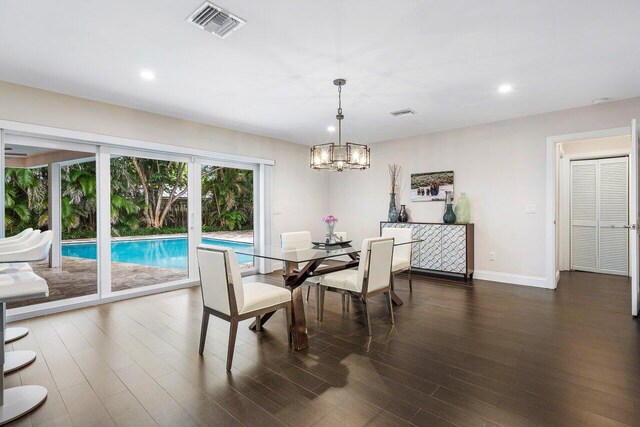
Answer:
[329,97,640,287]
[0,81,330,241]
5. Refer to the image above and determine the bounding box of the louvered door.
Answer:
[599,157,628,275]
[571,157,629,275]
[571,160,598,272]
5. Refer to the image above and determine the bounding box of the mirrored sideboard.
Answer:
[380,221,474,281]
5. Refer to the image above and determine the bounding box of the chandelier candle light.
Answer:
[310,79,370,171]
[323,215,338,243]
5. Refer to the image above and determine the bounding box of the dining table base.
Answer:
[246,243,409,351]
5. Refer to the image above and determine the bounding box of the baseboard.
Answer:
[473,270,552,289]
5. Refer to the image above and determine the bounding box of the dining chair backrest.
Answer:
[197,245,245,316]
[281,231,313,270]
[0,230,41,253]
[356,237,394,293]
[381,227,412,264]
[0,228,34,247]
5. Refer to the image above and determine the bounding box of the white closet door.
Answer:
[571,160,598,272]
[599,157,628,276]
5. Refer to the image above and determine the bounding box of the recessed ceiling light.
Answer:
[327,126,336,132]
[498,83,513,94]
[140,70,155,80]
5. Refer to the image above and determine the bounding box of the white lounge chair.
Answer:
[0,229,35,247]
[0,231,53,263]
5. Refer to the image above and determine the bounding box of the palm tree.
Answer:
[201,166,253,230]
[4,167,48,235]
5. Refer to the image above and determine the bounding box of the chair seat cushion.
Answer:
[319,269,359,292]
[240,281,291,314]
[0,272,48,302]
[392,259,411,273]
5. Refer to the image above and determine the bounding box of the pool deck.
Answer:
[9,230,254,309]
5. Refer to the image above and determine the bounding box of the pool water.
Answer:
[62,237,253,269]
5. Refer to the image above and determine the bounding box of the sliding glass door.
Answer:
[109,154,190,292]
[200,162,256,271]
[4,137,98,308]
[1,127,266,317]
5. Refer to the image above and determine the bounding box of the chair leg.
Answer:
[199,309,209,355]
[306,285,311,301]
[363,299,372,336]
[319,287,326,322]
[255,315,261,332]
[341,294,346,311]
[386,291,395,324]
[285,305,292,345]
[226,320,239,371]
[409,267,413,292]
[315,285,320,319]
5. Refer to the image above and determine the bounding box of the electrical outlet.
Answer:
[489,251,496,261]
[526,204,536,214]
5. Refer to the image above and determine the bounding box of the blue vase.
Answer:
[388,193,399,222]
[443,203,456,224]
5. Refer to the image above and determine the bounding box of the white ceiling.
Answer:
[1,0,639,146]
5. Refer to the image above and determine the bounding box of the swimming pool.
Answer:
[61,237,254,269]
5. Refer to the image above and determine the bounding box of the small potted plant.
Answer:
[323,215,338,243]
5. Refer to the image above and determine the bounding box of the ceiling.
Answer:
[1,0,639,146]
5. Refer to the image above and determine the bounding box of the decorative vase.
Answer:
[398,205,409,222]
[443,191,456,224]
[388,193,399,222]
[454,192,470,224]
[326,223,336,243]
[443,204,456,224]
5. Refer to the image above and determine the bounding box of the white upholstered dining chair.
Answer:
[318,237,395,335]
[381,227,413,291]
[197,245,292,370]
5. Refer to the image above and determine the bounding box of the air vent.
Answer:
[390,108,416,117]
[187,2,246,39]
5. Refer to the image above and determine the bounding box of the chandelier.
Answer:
[310,79,370,171]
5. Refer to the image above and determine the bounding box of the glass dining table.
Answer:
[235,239,420,350]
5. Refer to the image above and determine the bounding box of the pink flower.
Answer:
[323,215,338,225]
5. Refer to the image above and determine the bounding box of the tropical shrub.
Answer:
[5,158,254,238]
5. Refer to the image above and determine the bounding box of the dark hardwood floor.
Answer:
[6,270,639,426]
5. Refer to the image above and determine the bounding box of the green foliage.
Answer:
[5,158,253,238]
[4,167,48,235]
[201,165,253,231]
